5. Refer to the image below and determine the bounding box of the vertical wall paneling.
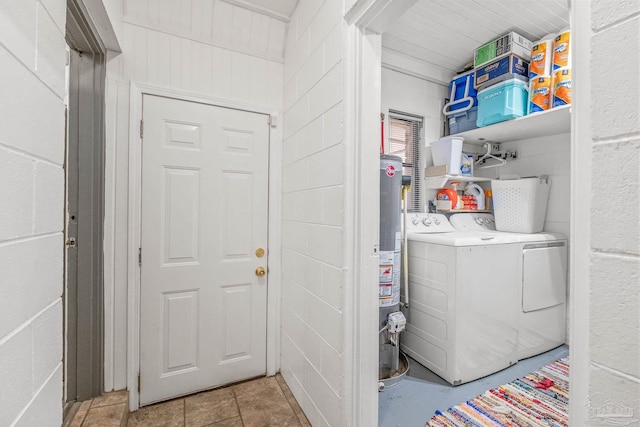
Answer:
[180,0,192,31]
[145,30,159,85]
[104,78,133,390]
[169,35,182,88]
[180,37,194,92]
[232,6,253,50]
[201,0,214,38]
[169,0,181,29]
[191,0,203,36]
[212,1,234,44]
[133,25,147,83]
[103,77,118,392]
[122,0,287,63]
[251,12,271,54]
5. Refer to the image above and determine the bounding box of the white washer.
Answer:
[449,213,567,360]
[402,213,520,385]
[401,213,567,386]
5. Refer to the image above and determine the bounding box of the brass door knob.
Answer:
[255,266,266,277]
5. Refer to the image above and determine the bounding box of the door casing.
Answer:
[126,83,282,411]
[65,0,109,409]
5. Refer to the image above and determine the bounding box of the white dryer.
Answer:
[401,213,567,386]
[449,213,567,360]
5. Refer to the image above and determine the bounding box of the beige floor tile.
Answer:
[92,391,129,408]
[236,389,300,427]
[185,388,239,427]
[123,376,310,427]
[127,399,185,427]
[275,374,311,426]
[274,373,286,386]
[69,400,92,427]
[83,403,127,426]
[233,377,280,398]
[205,416,244,427]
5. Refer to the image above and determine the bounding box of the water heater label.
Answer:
[379,283,393,298]
[379,250,401,307]
[385,165,395,177]
[379,265,393,284]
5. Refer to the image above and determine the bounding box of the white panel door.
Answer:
[140,94,269,405]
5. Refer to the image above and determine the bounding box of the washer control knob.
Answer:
[422,217,432,226]
[412,218,420,226]
[434,218,441,225]
[475,217,484,225]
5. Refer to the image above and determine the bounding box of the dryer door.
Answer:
[522,243,567,312]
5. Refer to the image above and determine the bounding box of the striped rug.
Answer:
[427,358,569,427]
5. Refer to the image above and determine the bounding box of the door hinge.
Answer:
[138,247,142,265]
[137,373,141,393]
[139,120,144,139]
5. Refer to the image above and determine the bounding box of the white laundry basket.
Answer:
[491,176,551,233]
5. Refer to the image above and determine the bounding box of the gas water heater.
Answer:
[378,155,407,388]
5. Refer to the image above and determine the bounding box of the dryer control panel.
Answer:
[405,213,455,234]
[449,213,496,231]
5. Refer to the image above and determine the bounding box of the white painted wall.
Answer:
[103,0,284,391]
[0,0,66,425]
[381,66,448,207]
[572,1,640,424]
[472,133,571,238]
[280,0,348,426]
[100,0,124,44]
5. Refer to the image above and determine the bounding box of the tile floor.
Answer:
[71,374,310,427]
[67,390,129,427]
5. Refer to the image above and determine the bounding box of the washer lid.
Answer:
[408,230,521,246]
[408,229,567,246]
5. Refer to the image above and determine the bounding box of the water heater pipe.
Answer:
[402,185,410,308]
[380,113,385,154]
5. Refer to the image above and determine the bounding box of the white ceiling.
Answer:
[383,0,570,76]
[237,0,299,19]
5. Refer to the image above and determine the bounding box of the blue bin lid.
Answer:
[478,77,529,94]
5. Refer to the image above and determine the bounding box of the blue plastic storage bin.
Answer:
[476,78,528,127]
[443,70,477,115]
[448,106,478,134]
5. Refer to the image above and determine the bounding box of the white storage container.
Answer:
[430,136,464,176]
[491,176,550,233]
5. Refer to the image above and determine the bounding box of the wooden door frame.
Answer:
[126,83,282,411]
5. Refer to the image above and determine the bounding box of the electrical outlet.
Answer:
[491,144,500,152]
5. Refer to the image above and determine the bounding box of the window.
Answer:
[388,113,423,212]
